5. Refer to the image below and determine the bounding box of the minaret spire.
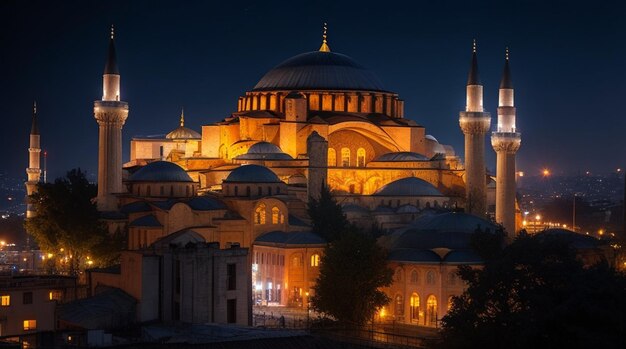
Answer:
[459,39,491,217]
[492,47,522,238]
[94,26,129,211]
[319,22,331,52]
[26,102,42,219]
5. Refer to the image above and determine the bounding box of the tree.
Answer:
[308,184,349,242]
[437,233,626,349]
[311,227,393,326]
[24,169,121,275]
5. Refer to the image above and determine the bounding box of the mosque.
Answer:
[27,26,524,326]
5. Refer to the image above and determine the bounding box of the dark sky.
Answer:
[1,0,625,182]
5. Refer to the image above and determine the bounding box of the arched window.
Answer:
[357,148,366,167]
[394,267,403,282]
[310,254,320,267]
[328,148,336,167]
[280,213,285,224]
[426,270,435,285]
[234,186,239,196]
[426,295,437,326]
[448,272,457,286]
[160,186,164,196]
[146,185,151,196]
[258,187,262,196]
[291,253,302,267]
[271,206,280,224]
[268,187,272,196]
[410,270,418,284]
[276,186,280,195]
[410,293,420,323]
[246,186,251,196]
[341,148,350,167]
[395,294,404,316]
[255,203,266,224]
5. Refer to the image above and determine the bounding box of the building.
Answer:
[0,275,76,340]
[83,27,527,327]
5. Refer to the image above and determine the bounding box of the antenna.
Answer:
[43,150,47,183]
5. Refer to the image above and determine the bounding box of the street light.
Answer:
[305,291,310,328]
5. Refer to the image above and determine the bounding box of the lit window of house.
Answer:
[310,254,320,267]
[255,203,266,224]
[1,295,9,306]
[49,290,62,301]
[23,320,37,331]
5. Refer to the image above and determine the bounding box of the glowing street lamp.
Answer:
[542,169,550,177]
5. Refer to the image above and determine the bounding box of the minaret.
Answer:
[491,48,521,237]
[25,102,41,218]
[459,40,491,217]
[94,25,129,211]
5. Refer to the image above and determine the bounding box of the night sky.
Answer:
[1,0,625,182]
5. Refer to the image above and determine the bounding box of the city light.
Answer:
[542,169,550,177]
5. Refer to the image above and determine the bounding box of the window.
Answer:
[246,186,251,196]
[268,187,272,196]
[258,187,262,196]
[227,299,237,324]
[23,320,37,331]
[146,185,151,196]
[271,207,280,224]
[410,293,420,323]
[160,186,164,196]
[310,254,320,267]
[328,148,336,166]
[255,203,266,224]
[426,295,437,326]
[357,148,366,167]
[426,271,435,285]
[1,295,9,306]
[395,294,404,316]
[49,290,62,301]
[227,264,237,290]
[394,267,403,282]
[410,270,418,284]
[341,148,350,167]
[448,272,457,286]
[23,292,32,305]
[291,254,302,267]
[234,186,239,196]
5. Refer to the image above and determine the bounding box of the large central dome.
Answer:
[253,51,387,92]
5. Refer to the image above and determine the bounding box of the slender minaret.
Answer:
[459,40,491,217]
[94,25,129,211]
[25,102,41,218]
[491,48,521,237]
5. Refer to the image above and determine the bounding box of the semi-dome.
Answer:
[235,142,293,160]
[374,177,442,197]
[224,164,281,183]
[253,51,386,92]
[374,152,430,162]
[129,161,193,182]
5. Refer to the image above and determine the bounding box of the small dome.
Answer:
[374,177,442,196]
[166,126,201,140]
[224,164,281,183]
[129,161,193,182]
[235,142,293,160]
[253,51,387,92]
[374,152,430,162]
[425,135,438,142]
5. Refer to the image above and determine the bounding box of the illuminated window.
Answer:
[410,293,420,323]
[410,270,418,284]
[310,254,320,267]
[426,271,435,285]
[291,254,302,267]
[271,207,280,224]
[1,295,9,306]
[23,320,37,331]
[280,213,285,224]
[426,295,437,326]
[328,148,336,167]
[49,290,62,301]
[357,148,366,167]
[254,203,266,224]
[341,148,350,167]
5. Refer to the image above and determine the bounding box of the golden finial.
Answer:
[505,46,510,61]
[110,25,114,40]
[319,22,331,52]
[472,39,477,53]
[179,108,185,127]
[33,101,37,115]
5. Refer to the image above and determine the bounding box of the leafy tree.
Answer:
[311,227,393,326]
[308,184,349,242]
[24,169,121,275]
[438,233,626,349]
